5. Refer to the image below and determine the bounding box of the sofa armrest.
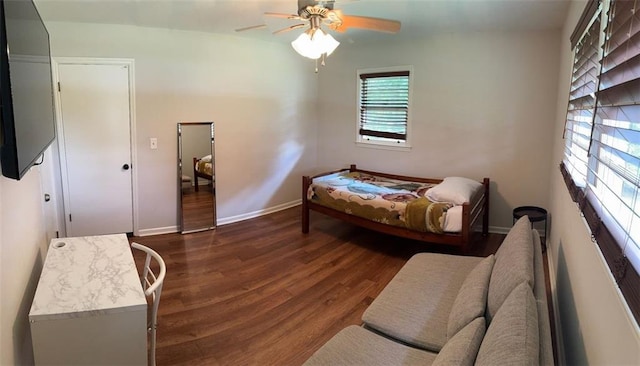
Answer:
[533,229,554,365]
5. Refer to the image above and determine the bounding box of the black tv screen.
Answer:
[0,0,56,180]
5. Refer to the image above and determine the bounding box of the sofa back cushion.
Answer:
[487,215,534,322]
[476,282,539,365]
[433,317,486,366]
[447,255,494,339]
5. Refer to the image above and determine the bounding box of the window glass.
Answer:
[357,67,412,149]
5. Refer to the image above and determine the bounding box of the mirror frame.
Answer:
[177,121,216,233]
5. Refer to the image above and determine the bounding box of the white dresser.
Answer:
[29,234,147,365]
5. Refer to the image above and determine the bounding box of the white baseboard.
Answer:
[135,200,302,236]
[136,225,179,237]
[489,225,511,235]
[217,199,302,226]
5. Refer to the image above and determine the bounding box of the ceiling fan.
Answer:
[236,0,401,70]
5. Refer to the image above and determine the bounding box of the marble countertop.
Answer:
[29,234,147,322]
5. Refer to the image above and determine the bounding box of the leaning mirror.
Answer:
[178,122,216,233]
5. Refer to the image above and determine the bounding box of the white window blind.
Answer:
[358,71,410,143]
[589,0,640,270]
[564,14,602,187]
[561,0,640,325]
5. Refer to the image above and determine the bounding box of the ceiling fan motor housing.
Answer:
[299,5,343,31]
[299,5,329,20]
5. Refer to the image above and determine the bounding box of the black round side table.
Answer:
[513,206,547,252]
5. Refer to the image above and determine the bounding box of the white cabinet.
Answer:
[29,234,147,365]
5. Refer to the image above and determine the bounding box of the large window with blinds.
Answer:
[561,0,640,325]
[357,67,412,148]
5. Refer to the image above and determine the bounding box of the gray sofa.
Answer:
[304,216,554,365]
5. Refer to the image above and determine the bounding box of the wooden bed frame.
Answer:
[193,157,213,192]
[302,164,490,253]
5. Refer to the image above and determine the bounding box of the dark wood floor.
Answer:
[181,185,215,232]
[130,207,506,365]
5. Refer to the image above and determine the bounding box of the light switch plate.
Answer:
[150,138,158,149]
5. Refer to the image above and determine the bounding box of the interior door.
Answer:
[57,63,133,236]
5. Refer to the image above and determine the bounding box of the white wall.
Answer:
[0,167,50,365]
[46,22,318,233]
[316,31,561,230]
[547,1,640,364]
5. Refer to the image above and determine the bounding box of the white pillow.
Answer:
[442,205,463,233]
[200,154,212,163]
[426,177,482,205]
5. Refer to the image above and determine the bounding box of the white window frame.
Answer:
[356,65,413,151]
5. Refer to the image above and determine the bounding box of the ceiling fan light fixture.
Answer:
[291,28,339,60]
[320,31,340,56]
[291,31,321,59]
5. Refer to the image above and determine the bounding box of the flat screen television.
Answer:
[0,0,56,180]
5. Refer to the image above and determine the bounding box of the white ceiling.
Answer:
[35,0,572,44]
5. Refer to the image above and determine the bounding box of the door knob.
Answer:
[122,164,130,170]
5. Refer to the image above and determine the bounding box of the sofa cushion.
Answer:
[476,282,539,366]
[362,253,483,352]
[447,255,495,339]
[303,325,437,366]
[433,317,486,366]
[487,215,534,322]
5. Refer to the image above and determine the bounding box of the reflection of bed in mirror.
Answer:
[178,122,216,233]
[193,155,214,192]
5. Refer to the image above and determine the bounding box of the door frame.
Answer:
[53,57,139,236]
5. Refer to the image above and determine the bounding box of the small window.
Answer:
[357,67,412,149]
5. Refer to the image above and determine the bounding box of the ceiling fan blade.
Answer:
[273,23,307,35]
[330,10,400,34]
[235,24,268,32]
[264,12,302,20]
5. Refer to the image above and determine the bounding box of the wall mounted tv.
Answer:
[0,0,56,180]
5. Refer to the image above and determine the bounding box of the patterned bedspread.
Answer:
[196,159,213,177]
[308,171,455,233]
